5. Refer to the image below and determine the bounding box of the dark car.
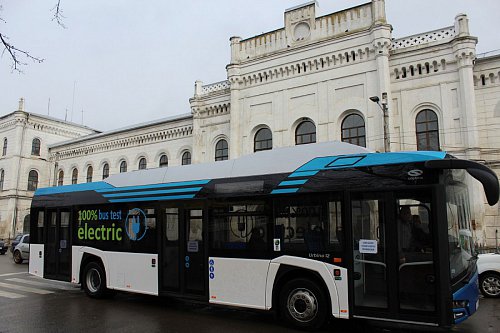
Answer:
[0,239,7,255]
[10,234,23,253]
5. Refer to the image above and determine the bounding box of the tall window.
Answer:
[71,168,78,185]
[182,151,191,165]
[102,163,109,179]
[254,128,272,152]
[86,166,93,183]
[120,161,127,173]
[58,170,64,186]
[2,138,7,156]
[28,170,38,191]
[138,158,147,170]
[416,110,440,151]
[31,138,41,156]
[159,154,168,168]
[295,120,316,145]
[215,139,228,161]
[341,114,366,147]
[0,169,4,190]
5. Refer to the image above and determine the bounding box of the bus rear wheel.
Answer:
[279,278,328,330]
[82,262,108,298]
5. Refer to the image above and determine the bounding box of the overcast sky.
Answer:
[1,0,499,132]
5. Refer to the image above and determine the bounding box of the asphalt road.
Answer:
[0,254,498,333]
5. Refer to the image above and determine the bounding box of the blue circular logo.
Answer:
[209,259,214,266]
[209,273,215,279]
[125,208,148,241]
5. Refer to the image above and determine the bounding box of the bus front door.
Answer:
[350,192,437,325]
[44,209,71,281]
[160,207,206,297]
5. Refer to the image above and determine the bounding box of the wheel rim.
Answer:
[14,252,21,262]
[86,268,102,293]
[287,288,318,323]
[482,276,500,297]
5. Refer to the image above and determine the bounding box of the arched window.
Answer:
[215,139,228,161]
[2,138,7,156]
[415,110,439,150]
[28,170,38,191]
[58,170,64,186]
[254,128,272,152]
[102,163,109,179]
[138,158,147,170]
[341,114,366,147]
[182,152,191,165]
[159,154,168,168]
[416,110,440,151]
[0,169,4,190]
[31,138,41,156]
[86,166,93,183]
[295,120,316,145]
[71,168,78,185]
[120,161,127,173]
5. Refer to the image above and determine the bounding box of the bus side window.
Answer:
[37,210,45,243]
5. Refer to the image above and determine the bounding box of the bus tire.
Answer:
[279,278,328,330]
[82,261,108,299]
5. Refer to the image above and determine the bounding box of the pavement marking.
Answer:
[0,289,25,299]
[0,282,54,294]
[0,272,28,277]
[6,278,77,291]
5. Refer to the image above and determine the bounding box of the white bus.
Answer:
[29,141,499,329]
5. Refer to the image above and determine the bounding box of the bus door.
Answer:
[160,205,206,297]
[350,191,437,324]
[44,209,71,281]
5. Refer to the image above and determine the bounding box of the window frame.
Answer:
[86,166,93,183]
[215,139,229,161]
[182,151,191,165]
[159,154,168,168]
[416,109,440,151]
[120,160,127,173]
[27,170,38,191]
[254,128,273,152]
[295,120,316,145]
[31,138,41,156]
[138,158,147,170]
[102,163,110,179]
[71,168,78,185]
[341,114,366,147]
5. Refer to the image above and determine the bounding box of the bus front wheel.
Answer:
[279,278,328,330]
[82,262,108,298]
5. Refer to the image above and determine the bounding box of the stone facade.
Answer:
[1,0,499,245]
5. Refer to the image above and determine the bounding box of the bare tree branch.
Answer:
[51,0,66,29]
[0,32,44,73]
[0,1,64,72]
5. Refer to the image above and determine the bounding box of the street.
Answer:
[0,254,498,333]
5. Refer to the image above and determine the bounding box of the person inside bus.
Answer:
[398,206,414,255]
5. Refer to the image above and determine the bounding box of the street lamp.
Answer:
[370,93,390,152]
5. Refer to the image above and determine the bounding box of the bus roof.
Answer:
[35,141,447,197]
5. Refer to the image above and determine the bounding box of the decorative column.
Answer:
[228,36,242,159]
[453,14,479,159]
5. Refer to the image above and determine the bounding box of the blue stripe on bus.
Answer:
[96,179,210,193]
[295,151,447,173]
[278,180,308,187]
[102,187,203,198]
[108,194,196,203]
[288,170,319,178]
[271,188,299,194]
[34,182,115,196]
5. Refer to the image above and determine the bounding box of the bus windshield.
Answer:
[446,169,475,282]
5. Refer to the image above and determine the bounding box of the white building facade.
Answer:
[1,0,499,246]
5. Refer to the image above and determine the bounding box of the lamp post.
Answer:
[370,93,390,152]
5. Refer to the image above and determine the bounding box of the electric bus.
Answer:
[29,141,499,329]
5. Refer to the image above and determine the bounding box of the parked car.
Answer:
[0,239,7,255]
[10,234,23,253]
[477,252,500,298]
[13,234,29,264]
